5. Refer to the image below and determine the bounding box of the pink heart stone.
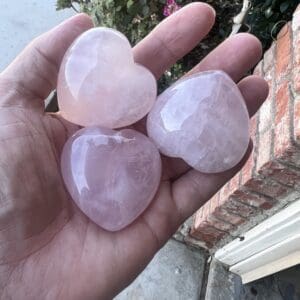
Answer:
[57,28,157,129]
[147,70,250,173]
[61,127,162,231]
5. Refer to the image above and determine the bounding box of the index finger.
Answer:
[133,2,216,79]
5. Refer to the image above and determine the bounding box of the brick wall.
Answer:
[190,5,300,250]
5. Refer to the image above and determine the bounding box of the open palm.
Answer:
[0,4,268,299]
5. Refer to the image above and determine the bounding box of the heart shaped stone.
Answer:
[61,127,162,231]
[147,70,250,173]
[57,28,157,129]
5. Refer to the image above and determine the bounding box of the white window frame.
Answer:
[215,198,300,283]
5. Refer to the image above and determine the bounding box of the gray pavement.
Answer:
[0,0,75,71]
[116,239,207,300]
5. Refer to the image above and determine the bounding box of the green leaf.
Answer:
[262,0,273,9]
[127,0,134,9]
[280,1,290,13]
[142,5,150,16]
[56,0,72,10]
[56,0,300,92]
[127,2,140,15]
[265,7,274,19]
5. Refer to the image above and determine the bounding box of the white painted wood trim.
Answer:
[215,199,300,265]
[230,234,300,283]
[215,198,300,283]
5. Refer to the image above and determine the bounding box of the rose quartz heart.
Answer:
[61,127,162,231]
[57,28,157,128]
[147,70,250,173]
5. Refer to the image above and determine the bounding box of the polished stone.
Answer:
[147,70,250,173]
[61,127,162,231]
[57,27,157,128]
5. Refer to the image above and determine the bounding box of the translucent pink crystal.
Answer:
[57,28,157,129]
[61,127,161,231]
[147,70,250,173]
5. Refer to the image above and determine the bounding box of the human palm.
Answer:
[0,4,268,299]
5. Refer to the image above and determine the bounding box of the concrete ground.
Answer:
[116,239,207,300]
[0,0,75,71]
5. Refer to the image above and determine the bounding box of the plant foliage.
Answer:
[56,0,299,89]
[245,0,298,49]
[57,0,166,44]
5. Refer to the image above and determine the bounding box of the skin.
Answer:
[0,3,268,299]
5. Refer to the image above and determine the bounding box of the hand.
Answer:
[0,3,268,299]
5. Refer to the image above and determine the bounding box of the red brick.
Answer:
[220,197,258,218]
[190,10,300,250]
[243,177,289,199]
[195,200,210,227]
[250,114,259,139]
[202,201,211,219]
[210,192,220,213]
[258,96,273,134]
[254,61,263,76]
[293,32,300,94]
[274,124,290,154]
[256,130,272,171]
[206,214,234,232]
[294,98,300,143]
[193,192,234,245]
[259,161,300,188]
[194,207,204,228]
[231,190,275,210]
[275,89,300,166]
[190,224,226,248]
[212,208,246,226]
[276,143,300,167]
[292,5,300,31]
[194,203,209,227]
[240,115,258,186]
[210,192,245,226]
[219,183,232,204]
[292,5,300,93]
[210,185,245,225]
[274,81,291,158]
[230,172,240,192]
[263,43,275,74]
[276,24,292,81]
[241,151,255,186]
[275,81,290,123]
[294,72,300,94]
